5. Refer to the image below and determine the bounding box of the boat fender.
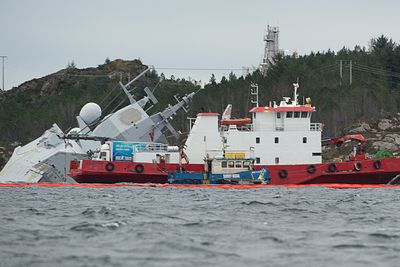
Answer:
[373,160,382,170]
[307,165,316,174]
[328,163,337,172]
[354,162,362,171]
[278,169,288,179]
[135,164,144,173]
[105,162,115,172]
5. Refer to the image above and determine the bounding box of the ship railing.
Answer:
[134,143,169,153]
[206,148,256,160]
[221,124,253,132]
[237,124,253,131]
[310,123,323,131]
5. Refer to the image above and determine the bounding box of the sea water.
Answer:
[0,186,399,267]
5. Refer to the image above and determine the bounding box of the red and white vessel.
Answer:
[70,83,400,184]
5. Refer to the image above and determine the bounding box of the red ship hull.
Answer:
[70,160,204,184]
[265,158,399,184]
[70,158,400,185]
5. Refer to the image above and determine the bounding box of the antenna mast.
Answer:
[292,81,299,106]
[0,56,7,91]
[250,83,259,107]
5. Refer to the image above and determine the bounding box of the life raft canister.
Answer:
[105,162,115,172]
[354,162,362,171]
[328,163,337,172]
[278,169,288,179]
[135,164,144,173]
[373,160,382,170]
[307,165,316,174]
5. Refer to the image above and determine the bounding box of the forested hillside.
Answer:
[193,35,400,138]
[1,35,400,166]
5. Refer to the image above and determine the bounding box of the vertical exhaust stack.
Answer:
[184,113,223,163]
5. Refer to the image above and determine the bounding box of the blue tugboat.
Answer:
[168,157,269,184]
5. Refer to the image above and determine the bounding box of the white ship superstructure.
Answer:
[184,83,323,165]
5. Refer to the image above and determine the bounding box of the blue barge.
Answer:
[168,157,270,184]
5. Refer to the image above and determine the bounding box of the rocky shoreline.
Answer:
[323,114,400,161]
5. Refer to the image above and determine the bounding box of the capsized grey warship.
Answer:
[0,67,195,183]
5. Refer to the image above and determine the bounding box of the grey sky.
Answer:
[1,0,399,89]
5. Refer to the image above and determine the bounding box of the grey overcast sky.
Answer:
[1,0,399,89]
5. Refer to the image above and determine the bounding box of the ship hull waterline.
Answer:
[70,158,400,185]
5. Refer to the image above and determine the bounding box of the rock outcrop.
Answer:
[323,115,400,161]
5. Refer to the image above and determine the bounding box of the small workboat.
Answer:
[168,157,269,184]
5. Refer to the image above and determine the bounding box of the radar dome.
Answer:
[79,102,102,124]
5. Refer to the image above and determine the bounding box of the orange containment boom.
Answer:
[1,183,400,189]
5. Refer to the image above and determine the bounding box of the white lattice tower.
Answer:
[259,25,279,76]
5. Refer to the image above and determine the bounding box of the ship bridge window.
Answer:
[301,112,308,118]
[228,161,235,168]
[221,161,227,168]
[243,161,250,168]
[256,157,260,164]
[256,137,260,144]
[294,111,300,118]
[277,112,281,119]
[286,112,293,118]
[235,161,242,168]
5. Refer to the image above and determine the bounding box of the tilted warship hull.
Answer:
[0,67,195,183]
[0,124,86,183]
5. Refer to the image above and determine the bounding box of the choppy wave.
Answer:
[0,186,400,266]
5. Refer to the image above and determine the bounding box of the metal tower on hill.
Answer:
[259,25,280,76]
